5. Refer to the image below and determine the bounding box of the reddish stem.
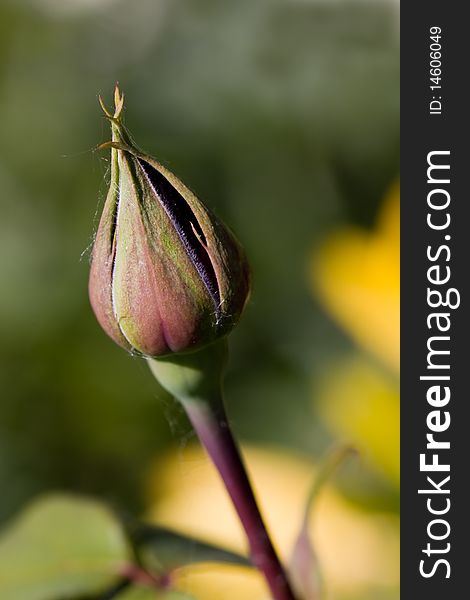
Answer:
[184,398,297,600]
[119,563,171,588]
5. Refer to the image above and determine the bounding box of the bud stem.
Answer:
[183,397,297,600]
[148,342,297,600]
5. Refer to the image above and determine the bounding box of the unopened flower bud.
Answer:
[89,87,250,357]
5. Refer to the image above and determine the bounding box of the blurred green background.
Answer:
[0,0,399,598]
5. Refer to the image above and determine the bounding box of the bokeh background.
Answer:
[0,1,399,598]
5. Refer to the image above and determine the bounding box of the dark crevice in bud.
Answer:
[137,158,222,321]
[105,152,120,257]
[109,195,119,250]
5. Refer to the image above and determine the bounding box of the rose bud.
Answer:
[89,87,250,357]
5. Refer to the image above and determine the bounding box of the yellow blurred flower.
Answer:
[317,356,399,486]
[311,182,399,374]
[310,182,400,487]
[146,445,399,600]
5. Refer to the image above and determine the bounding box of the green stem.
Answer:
[148,341,297,600]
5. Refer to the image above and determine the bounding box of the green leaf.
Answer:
[113,586,196,600]
[127,520,251,575]
[0,494,132,600]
